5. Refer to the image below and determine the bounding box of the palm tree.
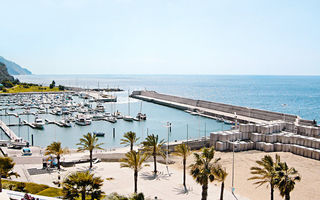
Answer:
[120,150,149,193]
[212,164,228,200]
[248,154,280,200]
[189,147,220,200]
[172,143,190,189]
[121,131,140,151]
[77,132,104,169]
[141,134,166,174]
[0,157,20,192]
[276,161,301,200]
[45,141,69,170]
[62,171,104,200]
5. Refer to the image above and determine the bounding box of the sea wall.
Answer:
[132,90,315,126]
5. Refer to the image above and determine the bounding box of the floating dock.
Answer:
[0,120,19,140]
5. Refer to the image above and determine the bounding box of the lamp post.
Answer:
[231,139,239,194]
[164,122,171,176]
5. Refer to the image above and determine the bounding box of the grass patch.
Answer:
[37,187,63,197]
[1,85,62,93]
[25,182,50,194]
[2,179,62,197]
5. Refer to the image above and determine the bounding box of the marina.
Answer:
[0,89,230,149]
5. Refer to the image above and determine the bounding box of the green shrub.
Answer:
[15,182,27,192]
[2,80,14,88]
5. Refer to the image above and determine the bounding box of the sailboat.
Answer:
[136,101,146,120]
[123,90,133,122]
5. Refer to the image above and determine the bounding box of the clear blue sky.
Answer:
[0,0,319,75]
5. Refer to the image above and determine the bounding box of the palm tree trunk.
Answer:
[285,193,290,200]
[81,189,86,200]
[134,170,138,193]
[90,150,93,169]
[201,183,208,200]
[153,152,157,174]
[0,172,2,193]
[220,181,224,200]
[130,143,133,151]
[57,155,61,170]
[270,184,274,200]
[183,158,186,189]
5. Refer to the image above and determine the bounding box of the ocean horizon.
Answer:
[16,74,320,122]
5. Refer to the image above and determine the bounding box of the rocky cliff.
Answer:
[0,56,32,75]
[0,62,14,82]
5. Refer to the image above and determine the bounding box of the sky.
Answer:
[0,0,319,75]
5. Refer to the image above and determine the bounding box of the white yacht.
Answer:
[75,114,91,126]
[95,103,105,112]
[33,117,45,129]
[60,119,72,127]
[123,115,134,122]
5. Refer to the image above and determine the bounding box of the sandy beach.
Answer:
[171,150,320,200]
[5,146,319,200]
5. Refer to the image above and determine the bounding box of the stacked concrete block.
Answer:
[306,148,313,158]
[242,132,249,140]
[239,124,249,133]
[219,133,228,142]
[264,143,274,152]
[239,141,247,151]
[249,124,256,133]
[250,133,263,142]
[248,141,255,150]
[306,127,312,136]
[265,134,277,143]
[274,143,283,152]
[305,138,312,148]
[311,127,319,137]
[210,132,220,143]
[282,144,291,152]
[312,150,320,160]
[256,124,261,133]
[290,135,298,144]
[290,145,297,154]
[276,133,284,143]
[261,126,269,134]
[215,141,226,151]
[255,142,265,151]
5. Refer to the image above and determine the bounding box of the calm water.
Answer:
[1,75,318,149]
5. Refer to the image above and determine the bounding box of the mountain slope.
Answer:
[0,56,32,75]
[0,62,14,82]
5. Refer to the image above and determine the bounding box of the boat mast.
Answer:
[128,90,130,116]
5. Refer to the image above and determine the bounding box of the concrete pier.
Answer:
[131,90,315,126]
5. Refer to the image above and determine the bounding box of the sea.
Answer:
[1,75,319,149]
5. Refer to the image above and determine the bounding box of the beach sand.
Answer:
[171,150,320,200]
[9,147,320,200]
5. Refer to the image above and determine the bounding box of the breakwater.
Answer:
[131,90,315,126]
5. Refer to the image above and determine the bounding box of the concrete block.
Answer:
[283,144,291,152]
[215,141,226,151]
[274,143,282,152]
[264,143,274,152]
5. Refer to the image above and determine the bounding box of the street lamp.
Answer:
[231,139,240,194]
[163,122,172,176]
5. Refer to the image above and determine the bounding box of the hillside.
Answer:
[0,62,14,82]
[0,56,32,75]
